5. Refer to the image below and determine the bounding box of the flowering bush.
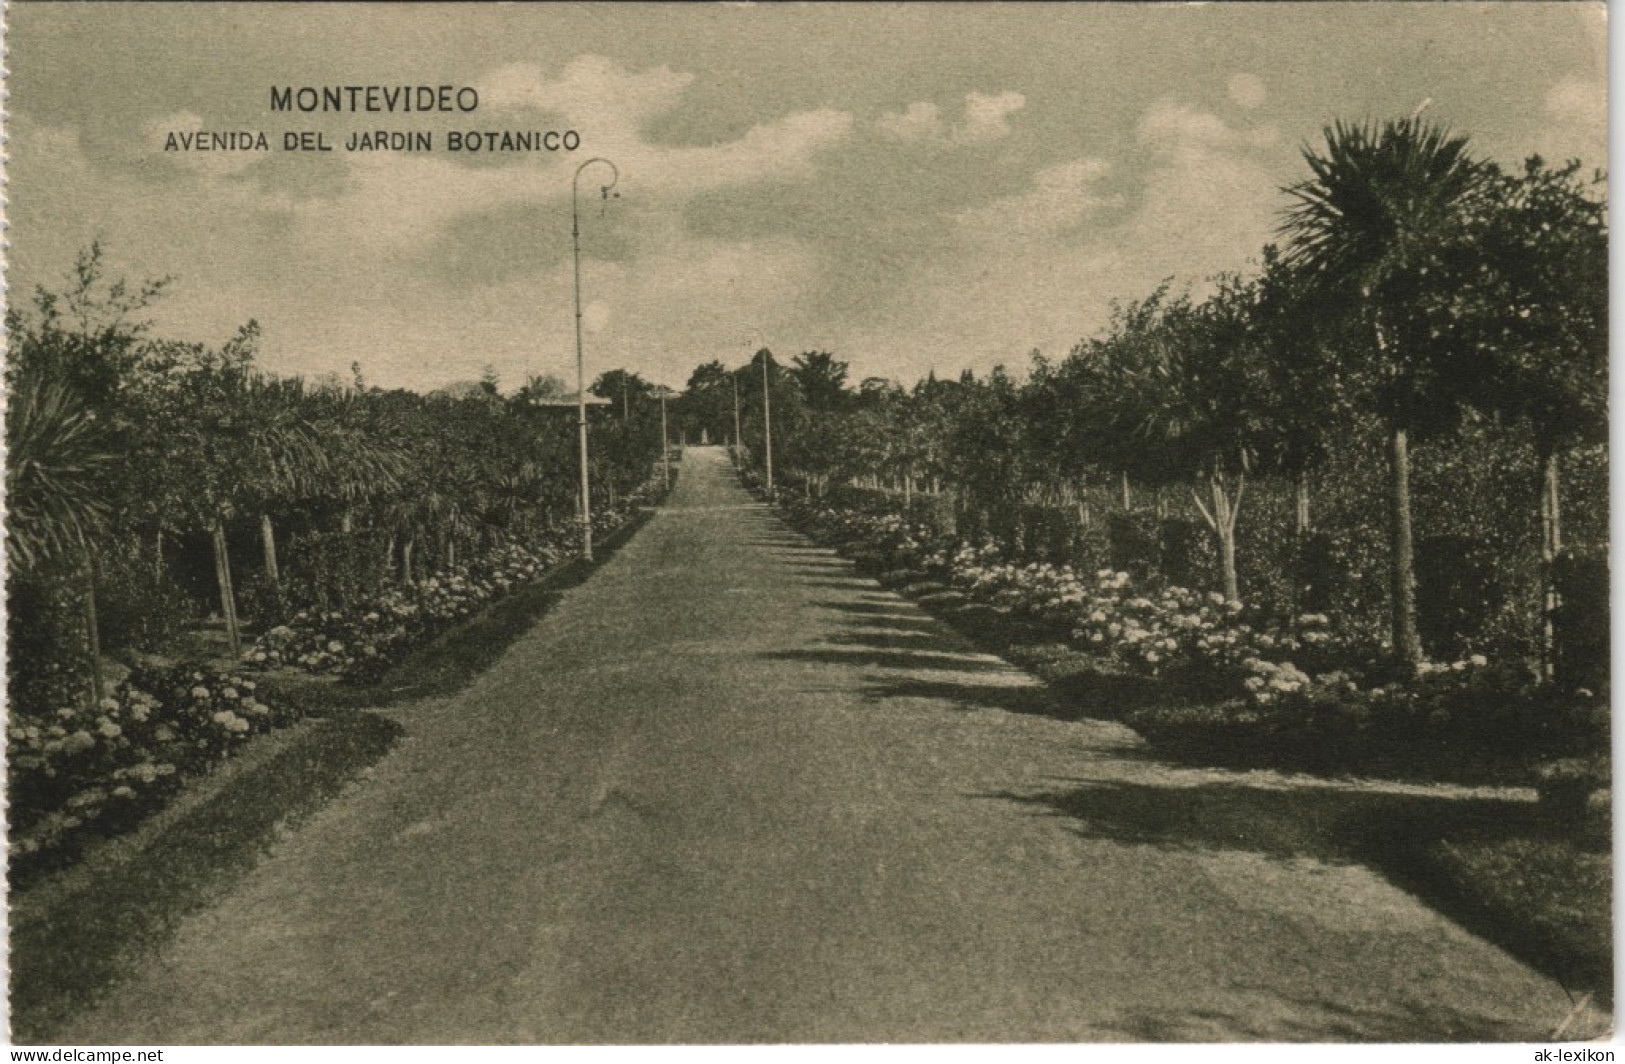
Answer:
[778,492,1578,767]
[249,480,664,682]
[9,477,669,863]
[7,663,286,858]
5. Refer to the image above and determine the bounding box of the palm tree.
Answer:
[1281,116,1491,669]
[6,368,118,701]
[6,370,115,571]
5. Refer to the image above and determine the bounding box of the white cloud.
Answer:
[875,90,1026,145]
[832,103,1281,383]
[1534,76,1607,168]
[954,159,1115,242]
[1138,99,1278,152]
[1472,74,1606,173]
[961,91,1027,143]
[479,55,694,139]
[1546,76,1605,127]
[1227,74,1267,110]
[874,101,944,142]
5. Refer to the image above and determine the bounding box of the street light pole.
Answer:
[760,349,774,497]
[659,388,671,489]
[571,156,619,562]
[732,375,743,455]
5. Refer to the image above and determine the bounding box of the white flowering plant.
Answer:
[250,482,661,683]
[7,662,286,858]
[781,495,1544,744]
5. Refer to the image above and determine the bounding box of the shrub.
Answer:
[8,662,287,858]
[1553,550,1609,695]
[96,552,197,654]
[249,479,663,683]
[778,490,1596,777]
[284,528,391,612]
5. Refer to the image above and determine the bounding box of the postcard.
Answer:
[3,2,1611,1049]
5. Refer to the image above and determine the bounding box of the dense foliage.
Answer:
[6,243,669,858]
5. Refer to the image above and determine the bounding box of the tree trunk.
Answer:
[1121,471,1133,511]
[1218,513,1239,603]
[154,529,166,579]
[1294,469,1312,537]
[402,535,416,585]
[260,513,280,586]
[1191,465,1244,603]
[211,520,241,657]
[83,553,105,706]
[1387,425,1423,669]
[341,509,354,534]
[1539,443,1563,681]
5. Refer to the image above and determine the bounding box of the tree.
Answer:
[5,370,115,573]
[1249,247,1352,539]
[592,368,654,419]
[515,373,571,405]
[788,351,850,412]
[1281,116,1493,668]
[1129,278,1272,602]
[6,246,172,702]
[679,360,737,445]
[1449,157,1608,675]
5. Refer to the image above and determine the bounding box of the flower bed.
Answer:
[776,492,1603,781]
[10,476,668,865]
[249,482,664,683]
[7,662,291,859]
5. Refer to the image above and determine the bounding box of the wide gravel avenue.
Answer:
[62,447,1577,1043]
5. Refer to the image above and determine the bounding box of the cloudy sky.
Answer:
[6,3,1608,393]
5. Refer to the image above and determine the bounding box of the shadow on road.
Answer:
[808,600,940,627]
[981,777,1610,1004]
[858,676,1085,721]
[982,777,1524,864]
[795,577,884,591]
[823,629,968,651]
[763,647,1011,675]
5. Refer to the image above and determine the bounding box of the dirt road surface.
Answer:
[57,447,1581,1043]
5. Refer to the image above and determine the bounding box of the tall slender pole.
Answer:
[660,390,671,488]
[732,375,743,454]
[761,351,774,496]
[570,157,618,562]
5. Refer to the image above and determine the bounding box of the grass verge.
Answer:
[792,522,1613,1008]
[9,711,403,1041]
[1386,819,1613,1004]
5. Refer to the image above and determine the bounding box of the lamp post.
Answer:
[732,375,743,457]
[759,348,774,497]
[654,385,673,489]
[571,156,619,561]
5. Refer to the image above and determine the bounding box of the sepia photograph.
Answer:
[2,1,1613,1048]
